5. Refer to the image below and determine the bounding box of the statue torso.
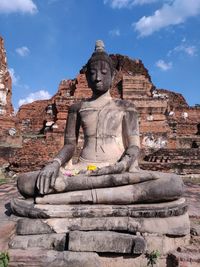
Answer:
[79,98,125,164]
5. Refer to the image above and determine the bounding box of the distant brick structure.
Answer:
[0,37,18,165]
[0,37,13,116]
[0,36,200,174]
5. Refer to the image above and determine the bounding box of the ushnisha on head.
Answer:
[86,40,115,95]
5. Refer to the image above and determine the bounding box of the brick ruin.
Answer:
[0,37,200,174]
[0,37,17,157]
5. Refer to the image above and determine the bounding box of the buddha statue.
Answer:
[17,40,184,205]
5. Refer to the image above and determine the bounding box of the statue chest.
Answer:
[79,106,125,163]
[79,107,124,137]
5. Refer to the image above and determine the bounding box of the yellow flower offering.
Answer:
[87,165,97,171]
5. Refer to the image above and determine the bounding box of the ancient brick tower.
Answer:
[0,37,17,155]
[0,36,13,116]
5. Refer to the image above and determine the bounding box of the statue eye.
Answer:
[102,69,107,74]
[90,70,96,75]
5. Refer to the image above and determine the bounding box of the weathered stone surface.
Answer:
[8,248,171,267]
[191,222,200,236]
[100,255,167,267]
[8,248,170,267]
[133,213,190,236]
[0,221,16,250]
[16,213,190,236]
[16,217,129,235]
[132,235,146,254]
[144,233,190,255]
[68,230,145,254]
[8,249,100,267]
[9,233,66,251]
[11,197,187,218]
[11,198,49,218]
[168,245,200,267]
[16,218,53,235]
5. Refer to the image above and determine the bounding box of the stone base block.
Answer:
[11,197,187,219]
[9,234,66,251]
[9,248,187,267]
[16,212,190,236]
[68,230,190,255]
[8,249,100,267]
[9,197,191,264]
[100,255,167,267]
[68,231,146,254]
[144,233,190,255]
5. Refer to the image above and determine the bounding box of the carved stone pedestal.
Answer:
[9,197,190,267]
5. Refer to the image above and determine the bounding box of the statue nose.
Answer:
[96,72,102,82]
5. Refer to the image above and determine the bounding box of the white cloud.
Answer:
[18,90,52,106]
[8,68,20,86]
[16,46,30,57]
[132,0,159,5]
[109,29,121,37]
[156,59,172,71]
[181,45,197,56]
[104,0,159,8]
[104,0,130,8]
[0,0,37,14]
[134,0,200,37]
[168,42,197,57]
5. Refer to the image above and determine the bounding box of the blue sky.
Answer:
[0,0,200,109]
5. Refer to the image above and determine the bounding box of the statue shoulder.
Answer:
[113,99,138,113]
[68,101,82,113]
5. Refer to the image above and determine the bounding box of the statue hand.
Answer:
[89,162,125,176]
[36,161,60,195]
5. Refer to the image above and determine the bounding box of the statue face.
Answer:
[88,60,113,94]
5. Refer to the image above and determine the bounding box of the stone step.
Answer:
[9,230,190,256]
[16,213,190,236]
[8,249,100,267]
[8,248,171,267]
[11,197,188,219]
[68,230,146,254]
[9,233,66,251]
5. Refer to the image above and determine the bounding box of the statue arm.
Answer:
[120,106,140,169]
[90,107,140,176]
[52,104,81,165]
[36,104,81,194]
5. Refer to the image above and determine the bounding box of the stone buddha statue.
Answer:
[10,42,189,262]
[17,40,183,205]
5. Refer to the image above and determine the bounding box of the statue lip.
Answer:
[95,82,103,87]
[93,83,104,90]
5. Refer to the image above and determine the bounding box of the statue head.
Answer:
[86,40,115,95]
